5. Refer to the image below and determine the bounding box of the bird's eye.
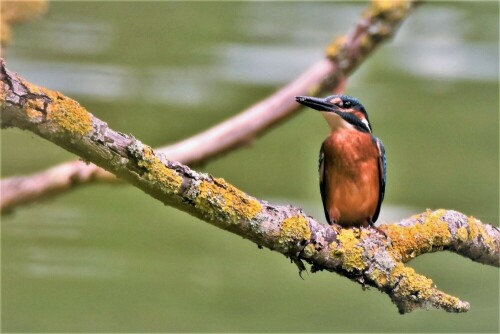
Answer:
[344,100,351,107]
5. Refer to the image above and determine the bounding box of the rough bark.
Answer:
[1,0,419,213]
[1,60,498,314]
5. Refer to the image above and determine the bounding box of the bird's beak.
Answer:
[295,96,340,112]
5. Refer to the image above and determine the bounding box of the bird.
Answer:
[295,94,386,229]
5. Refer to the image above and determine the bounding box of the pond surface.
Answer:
[1,2,498,332]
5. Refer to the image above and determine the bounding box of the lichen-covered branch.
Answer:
[0,0,419,213]
[1,60,498,314]
[383,210,500,266]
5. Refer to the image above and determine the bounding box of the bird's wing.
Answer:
[318,141,331,224]
[372,137,386,222]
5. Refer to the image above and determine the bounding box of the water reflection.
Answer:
[7,60,129,101]
[393,43,498,81]
[44,21,111,55]
[4,206,130,280]
[239,3,361,44]
[23,247,128,279]
[391,6,498,81]
[7,3,497,108]
[14,19,112,56]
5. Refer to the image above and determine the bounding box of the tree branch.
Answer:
[1,0,419,213]
[1,60,498,314]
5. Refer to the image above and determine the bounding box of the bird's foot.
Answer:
[368,218,387,238]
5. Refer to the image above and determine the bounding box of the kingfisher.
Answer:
[295,94,386,229]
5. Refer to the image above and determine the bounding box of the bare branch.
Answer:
[1,60,498,314]
[0,161,110,214]
[0,0,419,213]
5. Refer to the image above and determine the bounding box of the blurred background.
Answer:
[1,1,498,332]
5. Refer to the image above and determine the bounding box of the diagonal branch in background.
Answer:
[1,61,498,314]
[1,0,419,213]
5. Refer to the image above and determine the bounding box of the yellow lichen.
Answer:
[359,34,375,51]
[368,268,388,287]
[384,210,452,262]
[325,36,346,60]
[389,262,468,313]
[391,263,434,300]
[434,293,464,310]
[425,209,453,243]
[371,0,409,11]
[0,82,8,101]
[456,227,468,243]
[25,100,44,119]
[330,244,343,257]
[303,243,317,257]
[46,95,92,135]
[137,146,183,193]
[333,228,367,272]
[196,178,262,223]
[279,215,311,247]
[468,216,495,250]
[21,79,93,136]
[468,216,480,240]
[368,0,411,21]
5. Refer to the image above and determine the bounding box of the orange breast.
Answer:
[323,129,380,227]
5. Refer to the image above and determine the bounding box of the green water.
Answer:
[1,2,498,332]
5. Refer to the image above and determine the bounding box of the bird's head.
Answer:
[295,94,372,133]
